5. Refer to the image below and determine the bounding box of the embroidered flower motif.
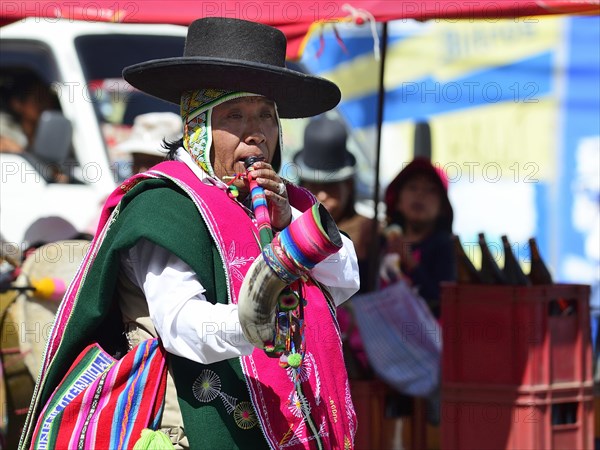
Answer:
[288,391,311,418]
[227,241,255,282]
[233,401,258,429]
[191,370,238,413]
[192,370,221,402]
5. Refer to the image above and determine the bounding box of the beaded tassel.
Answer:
[241,157,307,378]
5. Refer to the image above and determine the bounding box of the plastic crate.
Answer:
[441,383,594,450]
[441,283,592,387]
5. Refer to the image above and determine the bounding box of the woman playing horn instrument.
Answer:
[21,18,360,450]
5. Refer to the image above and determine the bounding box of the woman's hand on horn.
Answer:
[251,161,292,230]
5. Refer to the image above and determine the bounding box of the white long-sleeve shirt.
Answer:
[120,149,360,365]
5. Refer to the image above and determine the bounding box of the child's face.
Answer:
[396,174,442,228]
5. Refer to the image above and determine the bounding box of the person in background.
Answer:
[114,112,182,175]
[381,157,456,439]
[382,157,456,318]
[1,218,91,449]
[0,108,27,153]
[0,72,57,153]
[293,116,374,375]
[21,18,359,449]
[294,115,373,292]
[22,216,92,261]
[86,112,182,235]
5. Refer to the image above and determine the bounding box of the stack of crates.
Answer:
[441,283,593,450]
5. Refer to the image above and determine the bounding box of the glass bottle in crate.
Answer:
[527,237,553,285]
[452,234,481,284]
[478,233,507,284]
[501,235,530,286]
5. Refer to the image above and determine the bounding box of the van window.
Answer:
[0,40,75,183]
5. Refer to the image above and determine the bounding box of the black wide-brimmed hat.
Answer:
[122,17,341,119]
[294,116,356,183]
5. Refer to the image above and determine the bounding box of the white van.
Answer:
[0,19,186,253]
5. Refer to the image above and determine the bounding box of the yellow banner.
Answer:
[321,17,561,102]
[431,97,557,181]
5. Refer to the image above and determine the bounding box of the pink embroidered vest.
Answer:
[39,160,357,449]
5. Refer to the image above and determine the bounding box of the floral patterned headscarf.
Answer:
[181,89,283,177]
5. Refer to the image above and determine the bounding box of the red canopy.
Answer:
[1,1,598,59]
